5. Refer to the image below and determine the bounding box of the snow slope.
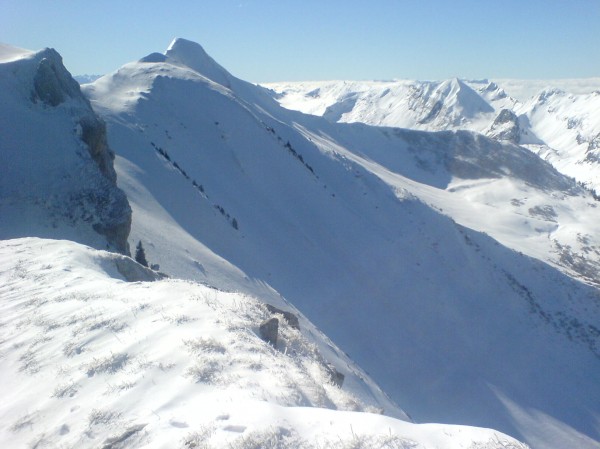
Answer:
[82,39,600,448]
[266,78,600,190]
[0,44,131,253]
[517,89,600,189]
[264,79,515,133]
[0,237,529,449]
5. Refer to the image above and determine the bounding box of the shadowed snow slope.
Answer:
[0,237,530,449]
[0,44,131,253]
[82,39,600,449]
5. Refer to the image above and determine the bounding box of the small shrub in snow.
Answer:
[185,358,226,384]
[88,408,121,427]
[184,337,226,355]
[19,349,40,374]
[10,412,37,432]
[52,380,78,398]
[105,379,136,395]
[181,425,214,449]
[468,437,530,449]
[229,428,308,449]
[319,432,417,449]
[165,313,195,325]
[63,340,86,357]
[88,316,127,333]
[85,352,129,376]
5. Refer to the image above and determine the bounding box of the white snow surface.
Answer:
[77,39,600,449]
[0,237,528,449]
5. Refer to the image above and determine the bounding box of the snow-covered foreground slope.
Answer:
[82,39,600,449]
[0,237,530,449]
[0,44,131,253]
[265,78,600,190]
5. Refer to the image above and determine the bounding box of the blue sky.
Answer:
[2,0,599,82]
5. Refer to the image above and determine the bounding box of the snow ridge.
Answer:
[165,38,233,88]
[81,39,600,449]
[0,238,528,449]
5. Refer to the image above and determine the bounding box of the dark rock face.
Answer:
[325,363,345,387]
[32,51,81,107]
[259,318,279,346]
[79,116,117,183]
[265,304,300,330]
[487,109,521,143]
[26,48,132,254]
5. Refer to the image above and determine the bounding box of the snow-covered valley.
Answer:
[2,39,600,449]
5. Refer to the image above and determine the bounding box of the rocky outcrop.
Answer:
[32,50,81,107]
[114,257,166,282]
[265,304,300,330]
[0,45,132,254]
[32,49,119,183]
[486,109,521,143]
[78,115,118,183]
[259,318,279,347]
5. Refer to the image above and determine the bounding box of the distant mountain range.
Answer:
[2,39,600,449]
[265,78,600,191]
[73,74,102,84]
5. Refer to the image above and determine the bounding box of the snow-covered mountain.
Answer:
[3,38,600,449]
[0,43,131,253]
[0,41,531,449]
[74,74,102,84]
[265,78,600,190]
[79,38,600,448]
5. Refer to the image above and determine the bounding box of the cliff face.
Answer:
[0,46,131,254]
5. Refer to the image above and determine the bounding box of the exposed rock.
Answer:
[324,363,345,387]
[259,317,279,347]
[79,116,117,182]
[487,109,521,143]
[32,50,81,107]
[21,47,133,254]
[114,255,166,282]
[265,304,300,330]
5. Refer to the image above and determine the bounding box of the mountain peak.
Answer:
[164,38,232,87]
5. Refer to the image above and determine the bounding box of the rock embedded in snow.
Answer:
[265,303,300,330]
[486,109,521,143]
[259,317,279,346]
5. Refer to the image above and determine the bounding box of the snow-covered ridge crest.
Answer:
[0,237,529,449]
[164,37,233,88]
[0,42,34,63]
